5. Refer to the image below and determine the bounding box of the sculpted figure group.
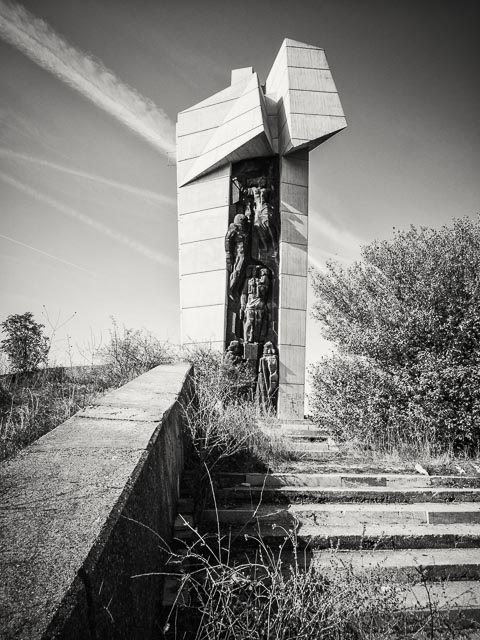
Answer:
[224,339,279,411]
[224,169,279,412]
[240,265,270,343]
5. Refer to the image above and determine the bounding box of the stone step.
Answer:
[286,440,340,452]
[400,580,480,620]
[216,485,480,505]
[225,522,480,550]
[294,501,480,526]
[312,548,480,581]
[283,448,341,460]
[203,502,480,527]
[214,472,480,489]
[261,427,333,440]
[274,461,425,474]
[285,434,336,443]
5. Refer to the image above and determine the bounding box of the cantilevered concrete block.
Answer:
[176,38,346,418]
[266,39,347,155]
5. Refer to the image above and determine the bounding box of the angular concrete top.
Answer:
[266,38,347,155]
[176,38,346,186]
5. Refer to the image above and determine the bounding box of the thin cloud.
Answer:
[0,148,176,206]
[0,0,175,155]
[309,212,362,254]
[0,170,176,268]
[0,232,95,275]
[307,252,328,272]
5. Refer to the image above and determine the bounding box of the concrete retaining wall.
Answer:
[0,363,192,640]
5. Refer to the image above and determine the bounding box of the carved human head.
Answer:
[233,213,247,230]
[263,341,275,355]
[228,340,242,355]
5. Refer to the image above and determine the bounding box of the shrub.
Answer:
[1,312,49,373]
[98,319,175,386]
[310,217,480,453]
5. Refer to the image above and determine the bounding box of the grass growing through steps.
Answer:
[166,347,480,640]
[309,437,480,477]
[163,518,475,640]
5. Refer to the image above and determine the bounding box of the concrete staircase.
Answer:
[166,420,480,635]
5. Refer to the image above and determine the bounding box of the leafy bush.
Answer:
[1,312,50,373]
[310,217,480,453]
[97,319,175,386]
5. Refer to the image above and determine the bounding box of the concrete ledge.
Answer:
[0,363,192,640]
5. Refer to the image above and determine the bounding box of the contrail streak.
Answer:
[0,1,175,155]
[0,232,95,275]
[0,171,176,268]
[0,148,176,206]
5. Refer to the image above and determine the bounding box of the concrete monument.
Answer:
[176,38,346,419]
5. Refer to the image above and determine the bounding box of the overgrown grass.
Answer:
[163,527,410,640]
[181,346,295,477]
[0,322,175,461]
[163,346,479,640]
[161,509,471,640]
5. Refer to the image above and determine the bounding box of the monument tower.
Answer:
[176,38,346,420]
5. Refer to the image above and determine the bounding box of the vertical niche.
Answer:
[224,156,280,360]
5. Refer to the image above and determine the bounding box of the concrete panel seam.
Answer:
[180,84,259,115]
[180,235,225,246]
[281,182,310,191]
[191,122,264,160]
[182,303,226,310]
[287,65,330,71]
[176,173,229,184]
[284,88,340,95]
[275,382,304,386]
[181,267,229,276]
[279,273,307,278]
[286,45,325,51]
[277,342,306,347]
[179,104,262,141]
[281,240,309,248]
[177,123,217,139]
[178,204,229,217]
[290,111,346,117]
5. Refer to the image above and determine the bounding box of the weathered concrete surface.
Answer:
[0,363,192,640]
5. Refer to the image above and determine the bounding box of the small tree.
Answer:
[0,312,50,373]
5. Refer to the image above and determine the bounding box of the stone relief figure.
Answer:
[224,340,243,367]
[240,265,270,343]
[257,341,279,411]
[225,212,250,299]
[243,176,277,258]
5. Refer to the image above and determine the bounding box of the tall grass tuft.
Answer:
[0,320,175,461]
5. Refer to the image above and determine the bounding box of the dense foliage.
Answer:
[0,312,50,373]
[310,217,480,452]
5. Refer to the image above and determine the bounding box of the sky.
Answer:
[0,0,479,371]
